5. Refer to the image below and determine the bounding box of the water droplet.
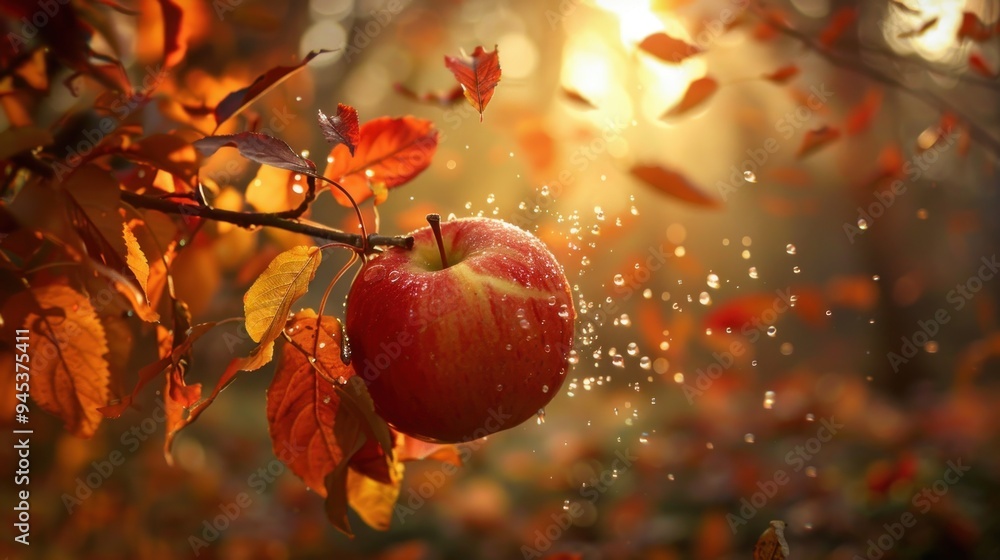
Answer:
[668,473,676,481]
[363,265,386,282]
[744,433,755,443]
[486,193,495,204]
[519,319,531,329]
[806,413,815,422]
[336,376,347,384]
[562,499,569,510]
[699,292,711,305]
[568,350,579,365]
[536,409,546,424]
[388,270,401,282]
[542,384,549,393]
[626,342,639,356]
[766,326,777,337]
[496,384,503,391]
[639,356,651,370]
[786,243,797,255]
[793,266,801,274]
[763,390,776,409]
[805,466,817,477]
[540,185,550,196]
[825,309,832,316]
[594,206,605,220]
[748,266,759,279]
[673,372,684,383]
[743,170,757,183]
[580,256,591,266]
[639,433,649,444]
[322,396,331,404]
[612,355,625,368]
[591,224,600,235]
[857,218,868,230]
[872,274,880,281]
[707,273,720,289]
[613,274,625,286]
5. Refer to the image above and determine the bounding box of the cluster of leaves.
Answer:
[1,0,503,535]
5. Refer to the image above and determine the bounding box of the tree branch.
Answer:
[120,191,413,251]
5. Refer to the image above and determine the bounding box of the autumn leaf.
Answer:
[631,164,721,208]
[393,83,466,108]
[157,0,185,68]
[214,49,333,129]
[753,520,789,560]
[969,53,997,78]
[637,32,701,63]
[819,7,858,47]
[26,285,111,437]
[560,87,597,109]
[796,126,841,158]
[322,116,439,207]
[193,132,317,177]
[898,16,938,38]
[318,103,361,156]
[346,462,404,530]
[845,89,884,135]
[242,246,321,370]
[444,45,501,121]
[661,77,718,118]
[762,65,799,84]
[123,222,150,297]
[958,12,996,42]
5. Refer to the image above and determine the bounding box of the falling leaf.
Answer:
[346,462,404,530]
[845,89,884,135]
[638,32,701,63]
[969,53,997,78]
[796,126,841,158]
[560,87,597,109]
[193,132,317,177]
[122,223,150,297]
[819,7,858,47]
[661,77,718,118]
[156,0,185,68]
[753,520,790,560]
[392,83,466,108]
[214,49,333,128]
[318,103,361,156]
[898,16,939,38]
[631,164,721,208]
[444,45,502,120]
[958,12,996,42]
[323,116,439,207]
[762,65,800,83]
[242,246,322,370]
[26,285,111,437]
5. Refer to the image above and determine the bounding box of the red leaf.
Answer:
[194,132,317,176]
[969,53,997,78]
[819,7,858,47]
[958,12,996,42]
[444,45,502,121]
[318,103,361,156]
[631,164,721,208]
[762,65,800,83]
[898,17,939,38]
[322,116,439,207]
[661,77,718,118]
[392,83,466,108]
[156,0,185,68]
[214,49,333,128]
[560,87,597,109]
[845,89,884,135]
[796,126,841,158]
[637,32,701,63]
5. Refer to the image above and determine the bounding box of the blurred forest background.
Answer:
[2,0,1000,558]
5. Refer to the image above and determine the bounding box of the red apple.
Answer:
[345,217,576,443]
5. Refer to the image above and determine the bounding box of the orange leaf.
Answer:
[322,116,439,207]
[631,164,721,208]
[122,222,150,298]
[637,32,701,63]
[796,126,840,158]
[820,7,858,47]
[969,53,997,78]
[753,520,789,560]
[762,65,799,83]
[845,89,883,135]
[26,286,111,437]
[661,76,718,118]
[346,463,404,531]
[444,45,501,120]
[318,103,360,156]
[958,12,996,42]
[560,87,597,109]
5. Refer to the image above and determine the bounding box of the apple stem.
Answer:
[426,213,449,269]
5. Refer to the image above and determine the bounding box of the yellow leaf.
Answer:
[242,246,321,368]
[753,520,789,560]
[26,285,111,437]
[347,461,404,531]
[123,222,150,297]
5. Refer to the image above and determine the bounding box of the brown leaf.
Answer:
[753,520,789,560]
[193,132,317,177]
[444,45,502,120]
[26,285,111,437]
[661,77,718,118]
[631,164,721,208]
[242,246,322,370]
[560,87,597,109]
[392,83,466,108]
[819,7,858,47]
[762,65,799,84]
[123,222,150,298]
[214,49,334,128]
[318,103,361,156]
[322,116,438,207]
[638,32,701,63]
[898,16,939,38]
[796,126,841,158]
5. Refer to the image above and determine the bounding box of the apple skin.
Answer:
[345,217,576,443]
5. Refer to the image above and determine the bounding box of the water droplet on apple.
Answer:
[388,270,400,282]
[519,319,530,329]
[505,343,512,350]
[363,265,386,282]
[496,384,503,391]
[336,376,347,384]
[613,274,624,286]
[544,344,551,353]
[744,433,755,443]
[322,396,331,404]
[547,296,557,306]
[542,384,549,393]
